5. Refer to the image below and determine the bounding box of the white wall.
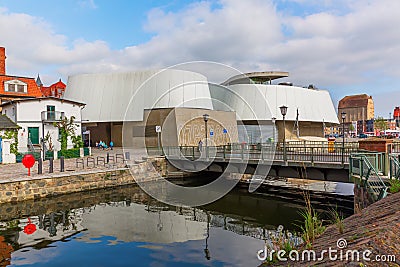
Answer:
[2,99,83,153]
[65,69,213,123]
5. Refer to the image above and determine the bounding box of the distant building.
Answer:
[0,47,42,107]
[38,77,66,98]
[394,107,400,127]
[338,94,374,134]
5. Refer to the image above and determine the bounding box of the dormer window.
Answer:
[4,79,27,93]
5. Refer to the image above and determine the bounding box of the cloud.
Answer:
[0,0,399,117]
[78,0,98,9]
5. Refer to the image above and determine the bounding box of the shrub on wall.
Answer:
[0,129,19,155]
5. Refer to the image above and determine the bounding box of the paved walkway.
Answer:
[0,147,143,182]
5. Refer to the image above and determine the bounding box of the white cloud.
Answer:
[0,0,399,117]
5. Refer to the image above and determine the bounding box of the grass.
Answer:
[329,207,344,234]
[389,179,400,193]
[297,192,326,249]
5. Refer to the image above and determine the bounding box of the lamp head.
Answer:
[271,117,276,124]
[341,112,346,120]
[279,105,288,116]
[203,114,209,122]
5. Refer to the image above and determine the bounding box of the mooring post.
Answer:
[38,158,43,174]
[49,158,53,173]
[60,156,65,172]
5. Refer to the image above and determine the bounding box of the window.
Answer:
[7,84,16,92]
[47,105,55,121]
[4,79,27,93]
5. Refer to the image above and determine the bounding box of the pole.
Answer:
[42,122,45,160]
[283,115,286,162]
[157,132,160,155]
[205,120,208,159]
[342,118,345,165]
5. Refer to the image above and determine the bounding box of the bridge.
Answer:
[149,141,360,182]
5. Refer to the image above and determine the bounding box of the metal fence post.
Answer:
[60,156,65,172]
[38,158,42,174]
[49,158,53,173]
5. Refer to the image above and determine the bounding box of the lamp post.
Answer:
[341,112,346,165]
[279,106,288,162]
[203,114,209,159]
[271,117,276,143]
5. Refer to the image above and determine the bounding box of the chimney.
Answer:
[0,47,6,75]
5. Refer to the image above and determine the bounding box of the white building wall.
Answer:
[210,84,339,124]
[65,69,213,123]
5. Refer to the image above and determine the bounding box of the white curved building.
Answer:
[65,70,338,146]
[65,69,213,122]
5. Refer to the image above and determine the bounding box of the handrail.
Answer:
[350,153,388,201]
[389,153,400,180]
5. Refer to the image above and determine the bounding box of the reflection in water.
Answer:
[0,184,351,266]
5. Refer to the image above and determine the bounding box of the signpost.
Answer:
[22,154,35,176]
[83,130,91,147]
[156,126,162,154]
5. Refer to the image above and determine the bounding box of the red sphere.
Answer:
[22,154,35,168]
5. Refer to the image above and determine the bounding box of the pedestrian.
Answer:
[110,141,114,150]
[198,140,203,151]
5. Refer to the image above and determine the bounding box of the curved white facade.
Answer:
[212,84,339,124]
[65,69,213,122]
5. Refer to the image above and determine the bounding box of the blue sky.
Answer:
[0,0,399,117]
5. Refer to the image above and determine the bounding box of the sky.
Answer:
[0,0,399,117]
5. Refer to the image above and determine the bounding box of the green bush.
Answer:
[16,152,41,162]
[389,179,400,193]
[57,148,80,159]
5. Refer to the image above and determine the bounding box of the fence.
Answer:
[149,141,360,164]
[349,153,387,201]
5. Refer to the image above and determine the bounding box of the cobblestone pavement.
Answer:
[0,147,148,182]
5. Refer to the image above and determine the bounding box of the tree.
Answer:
[374,116,387,132]
[53,116,77,150]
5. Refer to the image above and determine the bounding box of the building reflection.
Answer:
[0,183,342,263]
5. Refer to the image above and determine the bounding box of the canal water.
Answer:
[0,180,353,267]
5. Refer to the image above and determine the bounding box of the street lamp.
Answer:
[271,117,276,143]
[203,114,209,159]
[280,106,288,162]
[341,112,346,164]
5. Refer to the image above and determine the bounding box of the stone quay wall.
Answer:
[0,160,165,204]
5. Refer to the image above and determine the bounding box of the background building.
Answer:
[338,94,374,134]
[0,47,42,107]
[38,77,66,98]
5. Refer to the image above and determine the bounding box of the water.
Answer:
[0,182,352,267]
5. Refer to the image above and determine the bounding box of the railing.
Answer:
[389,153,400,180]
[349,153,388,201]
[148,141,360,165]
[41,111,65,122]
[392,142,400,153]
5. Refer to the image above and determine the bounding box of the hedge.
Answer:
[57,148,80,159]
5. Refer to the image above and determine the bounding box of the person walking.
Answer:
[109,141,114,150]
[198,140,203,151]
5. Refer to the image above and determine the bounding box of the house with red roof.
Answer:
[38,77,66,98]
[0,47,43,107]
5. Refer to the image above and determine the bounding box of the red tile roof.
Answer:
[0,75,42,98]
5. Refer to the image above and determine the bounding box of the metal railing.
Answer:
[147,141,360,165]
[389,153,400,180]
[41,111,65,122]
[349,153,388,201]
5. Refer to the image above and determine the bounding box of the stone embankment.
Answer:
[276,192,400,267]
[0,154,167,204]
